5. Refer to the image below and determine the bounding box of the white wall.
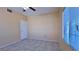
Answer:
[0,8,27,47]
[27,12,60,42]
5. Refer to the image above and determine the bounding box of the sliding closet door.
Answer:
[64,7,79,50]
[75,8,79,50]
[69,8,76,50]
[70,8,79,50]
[64,8,70,44]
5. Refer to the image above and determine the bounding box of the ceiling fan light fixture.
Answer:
[23,7,28,10]
[23,7,36,12]
[23,7,28,12]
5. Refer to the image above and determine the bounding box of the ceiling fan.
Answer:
[7,7,36,13]
[23,7,36,12]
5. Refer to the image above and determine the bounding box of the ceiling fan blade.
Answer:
[7,8,12,13]
[29,7,36,11]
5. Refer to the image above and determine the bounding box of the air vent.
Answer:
[7,8,12,13]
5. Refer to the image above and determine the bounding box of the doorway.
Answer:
[20,20,28,40]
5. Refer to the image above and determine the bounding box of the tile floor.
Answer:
[0,39,61,51]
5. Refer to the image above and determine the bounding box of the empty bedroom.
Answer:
[0,7,71,51]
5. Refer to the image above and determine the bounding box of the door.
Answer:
[70,8,79,50]
[64,7,79,50]
[64,8,70,44]
[69,8,76,49]
[75,8,79,50]
[20,20,28,40]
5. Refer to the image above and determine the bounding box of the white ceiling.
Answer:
[8,7,60,16]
